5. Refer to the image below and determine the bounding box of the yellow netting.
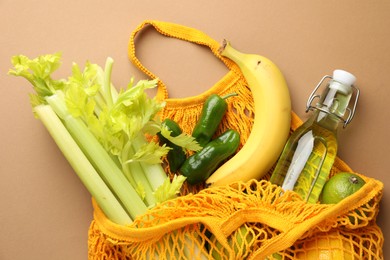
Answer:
[87,20,384,259]
[88,174,383,259]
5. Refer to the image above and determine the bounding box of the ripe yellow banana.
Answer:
[205,40,291,187]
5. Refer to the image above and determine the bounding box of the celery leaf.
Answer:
[160,126,202,151]
[126,142,170,164]
[154,175,187,204]
[9,53,65,104]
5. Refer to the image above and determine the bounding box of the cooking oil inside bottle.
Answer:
[277,121,338,203]
[270,70,358,203]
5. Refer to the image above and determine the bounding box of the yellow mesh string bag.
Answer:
[87,20,384,259]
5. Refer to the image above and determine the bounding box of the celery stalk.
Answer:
[120,143,138,188]
[46,94,148,219]
[107,83,170,192]
[125,145,156,207]
[34,104,132,225]
[131,133,168,191]
[10,53,190,223]
[102,57,114,108]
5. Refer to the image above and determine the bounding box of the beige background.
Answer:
[1,1,389,259]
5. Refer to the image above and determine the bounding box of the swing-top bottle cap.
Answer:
[333,69,356,87]
[306,69,360,128]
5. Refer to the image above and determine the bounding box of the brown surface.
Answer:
[1,1,389,259]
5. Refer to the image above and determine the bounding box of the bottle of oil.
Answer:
[270,70,360,203]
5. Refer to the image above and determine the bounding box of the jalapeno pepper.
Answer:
[192,93,237,147]
[180,129,240,184]
[158,118,187,172]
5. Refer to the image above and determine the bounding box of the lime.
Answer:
[320,172,365,204]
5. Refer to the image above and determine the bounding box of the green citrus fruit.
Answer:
[320,172,365,204]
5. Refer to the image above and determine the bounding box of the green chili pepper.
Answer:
[192,93,237,148]
[180,129,240,184]
[158,118,187,172]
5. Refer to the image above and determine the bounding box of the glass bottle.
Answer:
[270,70,360,203]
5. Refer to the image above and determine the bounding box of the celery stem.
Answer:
[121,143,138,188]
[132,133,168,191]
[46,94,148,219]
[127,145,156,207]
[103,57,114,108]
[34,104,132,225]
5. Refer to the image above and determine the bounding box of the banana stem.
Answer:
[219,40,248,65]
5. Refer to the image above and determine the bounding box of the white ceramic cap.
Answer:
[333,69,356,86]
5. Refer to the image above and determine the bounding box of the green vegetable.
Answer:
[192,93,237,147]
[180,129,240,184]
[9,53,191,224]
[158,119,187,172]
[34,104,132,225]
[210,225,255,259]
[47,94,148,219]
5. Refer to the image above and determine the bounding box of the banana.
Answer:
[205,40,291,187]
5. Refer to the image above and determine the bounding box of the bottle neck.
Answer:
[310,109,341,132]
[310,79,353,132]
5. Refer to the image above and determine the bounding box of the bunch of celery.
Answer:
[9,53,200,225]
